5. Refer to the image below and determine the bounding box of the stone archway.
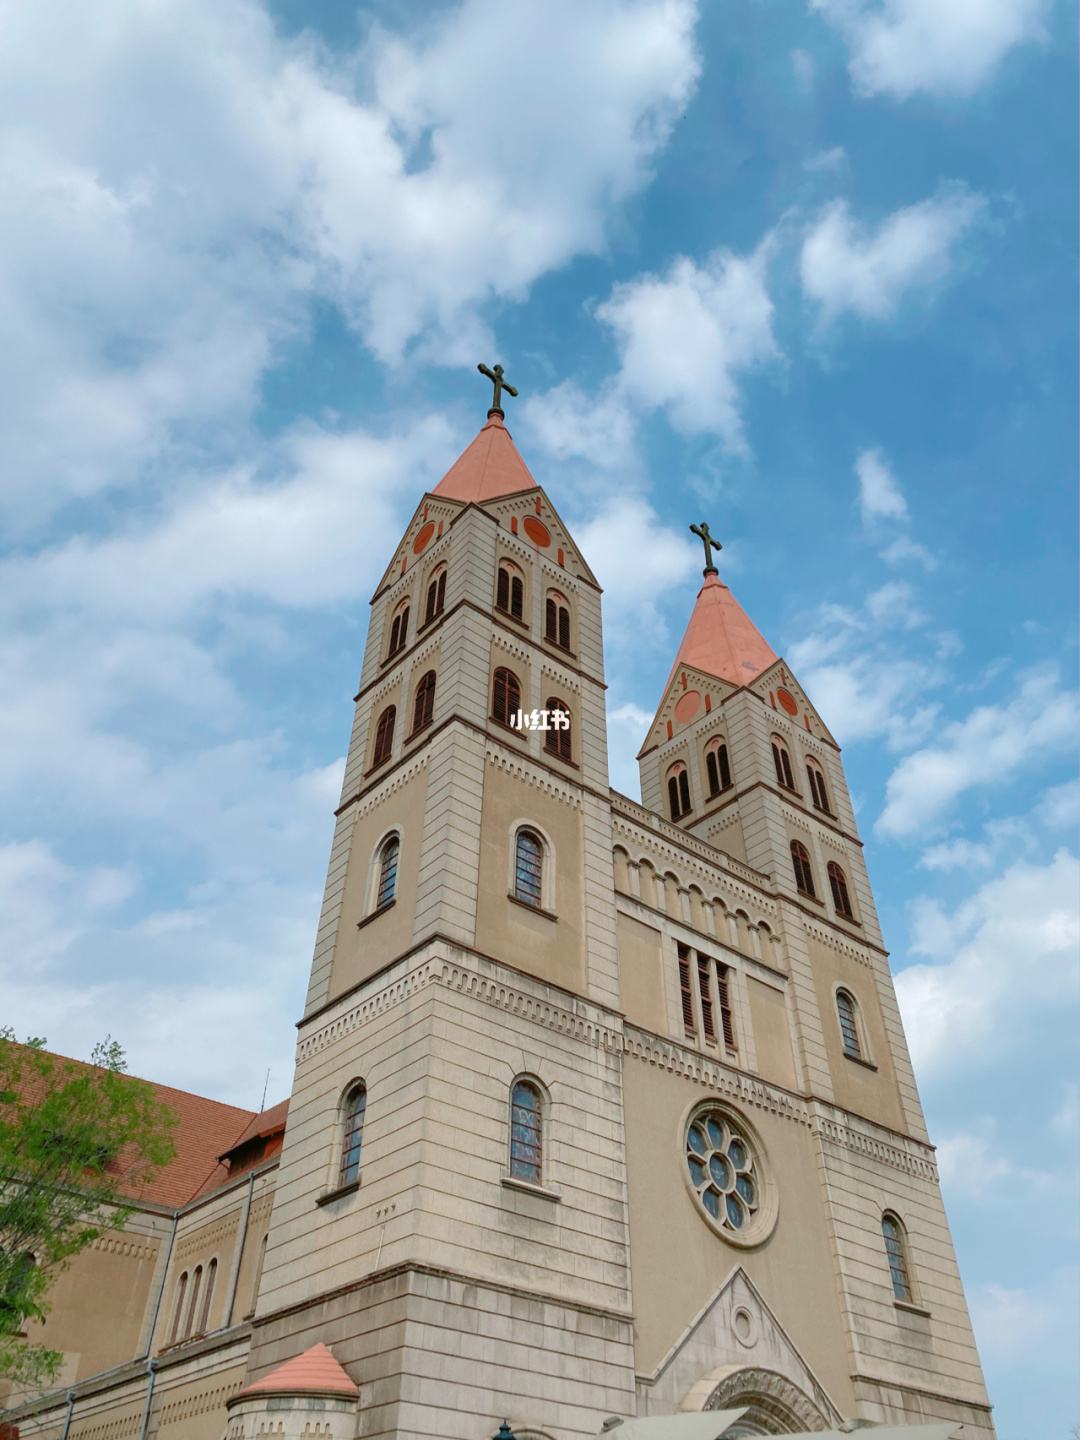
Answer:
[704,1367,831,1434]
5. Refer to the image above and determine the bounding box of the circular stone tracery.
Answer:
[686,1110,759,1233]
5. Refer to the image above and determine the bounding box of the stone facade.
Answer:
[3,423,993,1440]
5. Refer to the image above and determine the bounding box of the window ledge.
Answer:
[843,1051,878,1072]
[489,717,529,744]
[796,890,824,906]
[507,892,558,922]
[406,720,433,743]
[357,900,395,931]
[543,640,577,660]
[495,607,529,629]
[542,749,578,770]
[894,1299,931,1318]
[316,1179,361,1207]
[501,1175,561,1202]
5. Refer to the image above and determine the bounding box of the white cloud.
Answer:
[576,496,701,641]
[856,448,909,524]
[0,841,134,974]
[896,849,1079,1078]
[881,534,938,571]
[523,380,640,473]
[968,1267,1079,1370]
[877,666,1079,836]
[0,0,701,528]
[866,579,925,629]
[801,185,984,324]
[1036,778,1080,831]
[919,837,993,872]
[594,241,780,451]
[812,0,1049,100]
[607,702,654,800]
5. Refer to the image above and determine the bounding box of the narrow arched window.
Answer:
[170,1271,188,1344]
[509,1079,543,1183]
[828,861,854,920]
[881,1213,914,1302]
[198,1258,217,1335]
[339,1084,367,1187]
[772,737,795,791]
[790,840,815,897]
[387,599,410,658]
[544,697,572,761]
[423,564,447,626]
[372,705,396,768]
[376,834,399,909]
[514,828,544,907]
[185,1264,203,1340]
[492,666,521,726]
[246,1234,267,1319]
[412,670,436,733]
[807,759,831,814]
[836,989,862,1058]
[705,739,732,797]
[667,762,691,820]
[545,591,571,649]
[496,560,525,621]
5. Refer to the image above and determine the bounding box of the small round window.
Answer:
[684,1105,776,1245]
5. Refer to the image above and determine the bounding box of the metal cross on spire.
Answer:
[477,362,518,417]
[690,521,722,576]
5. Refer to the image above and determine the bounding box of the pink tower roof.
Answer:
[234,1343,359,1401]
[433,411,538,503]
[665,572,778,691]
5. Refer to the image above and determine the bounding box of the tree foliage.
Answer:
[0,1032,176,1389]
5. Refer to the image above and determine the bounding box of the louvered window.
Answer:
[339,1084,367,1186]
[790,840,815,897]
[387,603,410,658]
[376,834,399,909]
[372,705,396,768]
[412,670,436,733]
[543,698,572,761]
[836,989,861,1058]
[882,1213,914,1302]
[492,667,521,725]
[807,761,831,813]
[678,946,696,1036]
[697,955,715,1040]
[772,739,795,790]
[497,562,524,621]
[513,828,544,907]
[424,566,446,625]
[828,861,854,920]
[509,1080,543,1183]
[706,742,732,797]
[545,593,571,649]
[667,764,691,819]
[717,965,737,1049]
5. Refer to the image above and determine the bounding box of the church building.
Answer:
[3,379,994,1439]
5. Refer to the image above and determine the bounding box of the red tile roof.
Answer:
[664,572,777,693]
[234,1343,359,1401]
[432,411,538,502]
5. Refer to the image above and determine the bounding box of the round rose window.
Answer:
[685,1107,767,1240]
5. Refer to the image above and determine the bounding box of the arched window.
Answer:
[836,989,862,1058]
[170,1270,188,1343]
[667,762,691,820]
[185,1264,203,1340]
[706,739,732,798]
[509,1079,543,1183]
[772,737,796,791]
[492,666,521,726]
[790,840,815,897]
[828,861,854,920]
[387,599,410,658]
[412,670,436,733]
[544,697,572,761]
[544,591,571,649]
[807,759,831,814]
[197,1257,217,1335]
[423,564,447,626]
[881,1212,914,1302]
[376,834,399,909]
[372,705,395,768]
[246,1234,268,1320]
[339,1083,367,1187]
[513,828,544,907]
[496,560,525,621]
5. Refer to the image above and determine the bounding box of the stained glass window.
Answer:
[339,1084,367,1186]
[510,1080,543,1182]
[514,829,544,907]
[685,1107,760,1236]
[836,989,861,1058]
[376,835,399,909]
[882,1213,914,1302]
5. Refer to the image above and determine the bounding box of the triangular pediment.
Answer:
[374,493,464,597]
[638,663,738,758]
[750,660,839,750]
[484,486,599,588]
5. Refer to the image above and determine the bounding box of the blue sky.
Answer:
[1,0,1076,1433]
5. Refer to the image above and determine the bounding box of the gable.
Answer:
[638,664,738,759]
[750,660,839,750]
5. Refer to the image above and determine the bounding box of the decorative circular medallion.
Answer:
[732,1306,758,1348]
[776,687,799,716]
[683,1103,777,1247]
[412,522,436,555]
[674,690,701,724]
[523,516,551,548]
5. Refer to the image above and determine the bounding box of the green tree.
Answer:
[0,1031,176,1389]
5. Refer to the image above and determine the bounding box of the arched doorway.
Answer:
[704,1368,830,1434]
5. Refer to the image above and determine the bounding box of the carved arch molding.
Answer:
[704,1367,830,1435]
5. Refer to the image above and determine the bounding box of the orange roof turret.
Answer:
[433,410,538,503]
[664,571,777,692]
[233,1343,359,1402]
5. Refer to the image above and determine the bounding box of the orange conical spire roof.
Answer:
[234,1343,358,1401]
[665,571,777,692]
[433,411,538,503]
